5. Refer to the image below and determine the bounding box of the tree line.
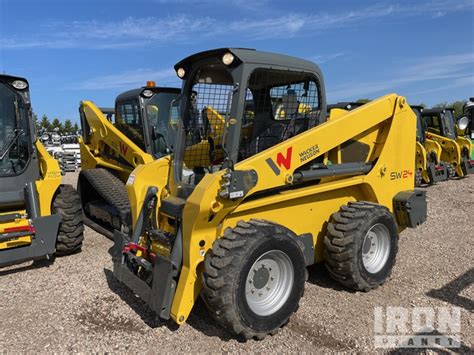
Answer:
[36,114,79,135]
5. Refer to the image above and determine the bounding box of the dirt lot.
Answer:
[0,172,472,352]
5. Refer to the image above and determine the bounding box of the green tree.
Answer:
[356,98,371,104]
[40,115,50,130]
[433,100,466,118]
[51,118,63,133]
[450,101,466,118]
[73,122,79,133]
[63,119,73,134]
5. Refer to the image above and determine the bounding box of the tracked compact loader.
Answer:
[78,83,181,237]
[0,75,83,267]
[110,48,427,339]
[421,108,473,177]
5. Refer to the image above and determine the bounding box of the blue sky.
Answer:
[0,0,473,123]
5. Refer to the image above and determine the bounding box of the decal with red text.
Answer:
[390,170,413,180]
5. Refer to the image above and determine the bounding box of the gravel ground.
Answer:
[0,172,472,352]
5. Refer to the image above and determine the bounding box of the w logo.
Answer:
[119,142,128,156]
[265,147,292,176]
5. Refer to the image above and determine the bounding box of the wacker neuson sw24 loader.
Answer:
[0,75,84,267]
[109,48,427,339]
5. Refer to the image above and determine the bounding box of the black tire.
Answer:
[415,170,422,187]
[201,219,306,340]
[324,201,398,292]
[52,184,84,255]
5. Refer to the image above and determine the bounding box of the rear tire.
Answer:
[324,201,398,292]
[201,219,306,340]
[52,184,84,255]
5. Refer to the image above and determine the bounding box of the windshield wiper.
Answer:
[0,128,24,160]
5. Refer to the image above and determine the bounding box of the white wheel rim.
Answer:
[244,250,294,316]
[361,223,391,274]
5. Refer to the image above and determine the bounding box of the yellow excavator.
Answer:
[1,74,83,267]
[421,108,473,177]
[78,83,181,237]
[108,49,427,340]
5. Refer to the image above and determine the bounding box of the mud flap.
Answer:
[109,229,180,320]
[0,215,61,267]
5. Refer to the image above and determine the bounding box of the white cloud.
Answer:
[312,52,346,64]
[75,68,179,90]
[2,0,472,49]
[327,52,474,101]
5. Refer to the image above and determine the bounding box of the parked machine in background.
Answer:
[412,106,447,185]
[0,74,84,267]
[78,82,181,237]
[109,48,427,339]
[457,98,474,159]
[422,108,473,177]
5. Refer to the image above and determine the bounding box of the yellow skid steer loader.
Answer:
[109,48,427,340]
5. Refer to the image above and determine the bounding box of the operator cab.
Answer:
[114,82,181,158]
[0,75,39,209]
[421,108,456,140]
[81,82,181,159]
[172,48,326,192]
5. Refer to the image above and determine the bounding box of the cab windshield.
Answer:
[145,92,181,156]
[115,92,180,158]
[441,111,456,139]
[0,83,30,177]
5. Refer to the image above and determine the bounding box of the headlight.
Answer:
[12,80,28,90]
[142,89,154,98]
[222,52,234,66]
[176,67,186,78]
[457,116,469,131]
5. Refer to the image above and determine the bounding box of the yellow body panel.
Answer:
[416,139,443,183]
[426,132,465,176]
[456,136,473,158]
[0,141,61,250]
[125,156,171,226]
[79,100,154,182]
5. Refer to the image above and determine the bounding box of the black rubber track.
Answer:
[201,219,306,341]
[324,201,398,292]
[78,168,131,230]
[52,184,84,255]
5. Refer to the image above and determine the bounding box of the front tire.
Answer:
[202,219,306,340]
[324,201,398,292]
[52,184,84,255]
